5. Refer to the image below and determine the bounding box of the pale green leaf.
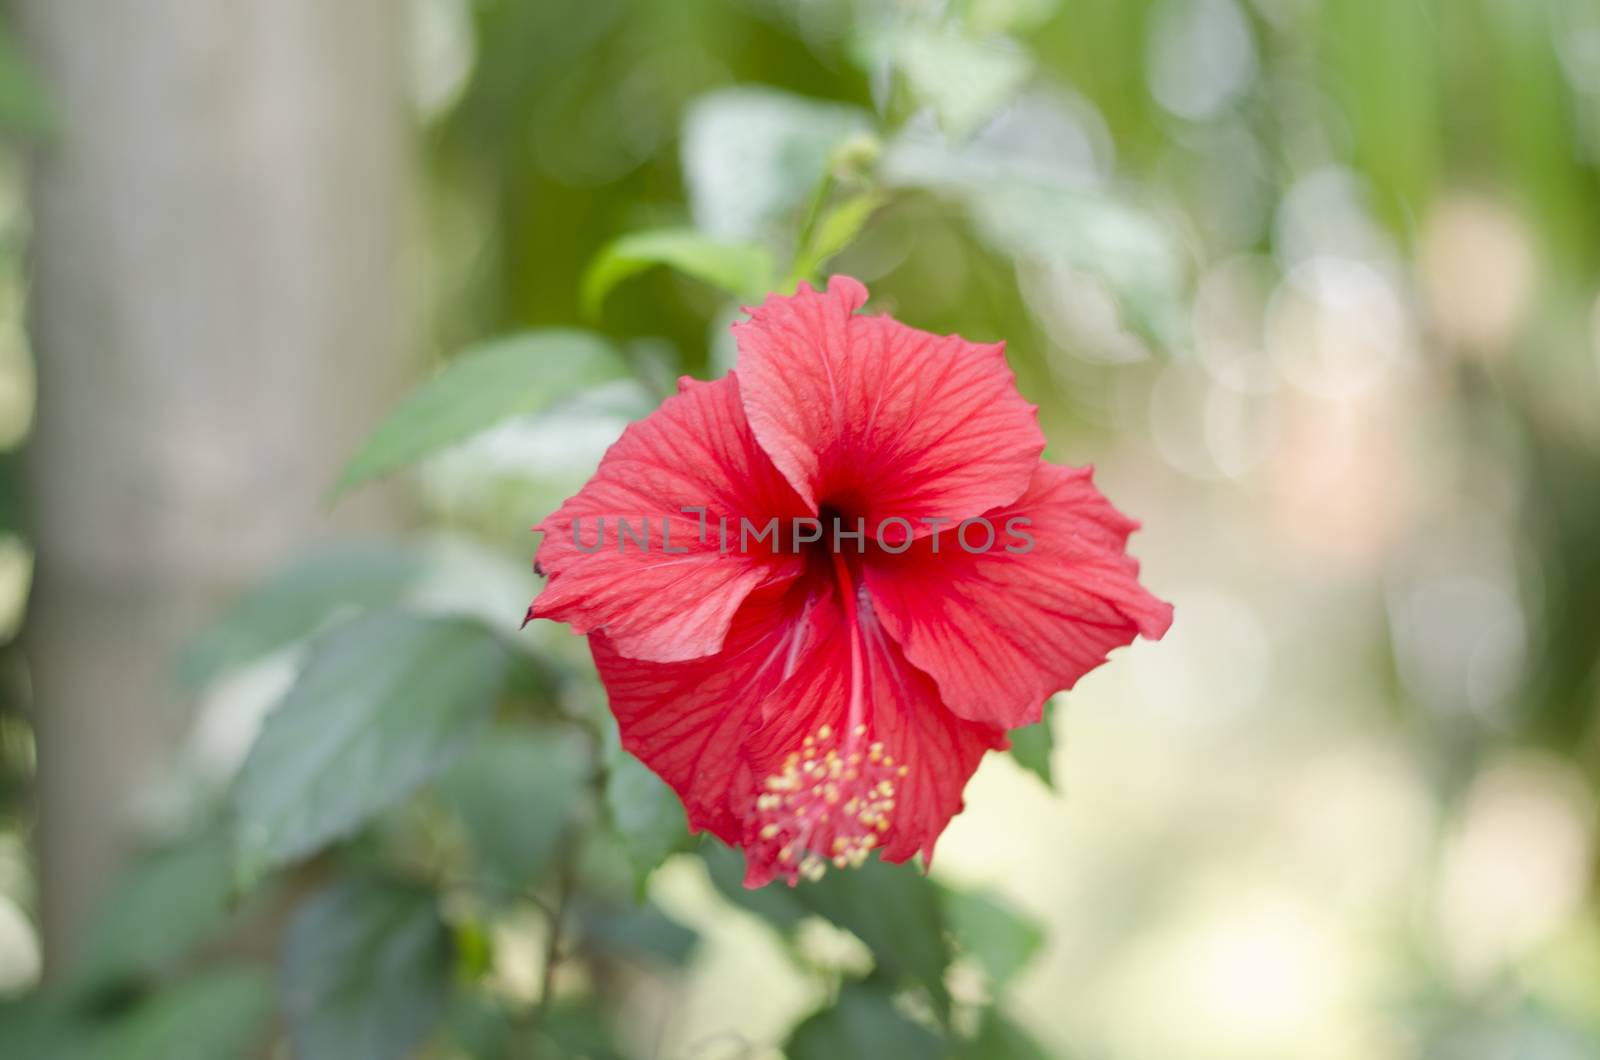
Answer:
[883,114,1188,348]
[682,87,872,242]
[788,192,886,288]
[582,227,774,316]
[332,330,627,497]
[898,28,1032,138]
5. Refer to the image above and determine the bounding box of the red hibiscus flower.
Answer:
[527,277,1171,886]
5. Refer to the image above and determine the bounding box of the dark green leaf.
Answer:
[1007,699,1056,787]
[961,1009,1053,1060]
[440,726,589,892]
[786,983,943,1060]
[575,898,698,966]
[582,228,774,317]
[74,831,236,990]
[444,992,513,1059]
[682,88,873,242]
[283,877,451,1060]
[795,857,953,1009]
[523,1001,626,1060]
[0,997,91,1059]
[97,965,272,1060]
[0,448,22,540]
[179,543,421,689]
[233,613,509,872]
[603,744,689,894]
[699,840,810,930]
[332,330,628,497]
[941,888,1043,988]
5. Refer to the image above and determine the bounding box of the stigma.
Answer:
[748,722,910,884]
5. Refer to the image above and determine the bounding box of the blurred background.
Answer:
[2,0,1600,1057]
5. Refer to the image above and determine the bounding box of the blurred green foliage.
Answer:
[2,0,1600,1056]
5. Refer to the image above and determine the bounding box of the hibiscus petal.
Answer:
[731,276,1045,531]
[865,463,1174,729]
[528,374,808,662]
[590,574,1004,887]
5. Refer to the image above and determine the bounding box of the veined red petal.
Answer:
[864,463,1173,729]
[528,374,809,662]
[590,570,1005,886]
[731,276,1045,530]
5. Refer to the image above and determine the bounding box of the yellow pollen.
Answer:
[748,723,905,885]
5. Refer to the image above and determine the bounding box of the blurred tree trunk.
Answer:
[16,0,410,971]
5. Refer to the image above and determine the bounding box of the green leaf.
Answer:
[0,449,22,540]
[0,23,52,138]
[966,0,1061,34]
[582,227,774,317]
[965,180,1186,346]
[440,726,589,892]
[603,741,690,894]
[941,887,1043,988]
[179,543,421,689]
[98,965,273,1060]
[682,87,873,242]
[283,877,451,1060]
[74,831,237,990]
[961,1009,1053,1060]
[523,1001,627,1060]
[1006,699,1056,787]
[786,982,943,1060]
[575,898,698,966]
[796,857,953,1010]
[787,192,886,288]
[699,845,953,1002]
[883,128,1187,349]
[0,997,91,1059]
[444,992,514,1059]
[233,613,509,872]
[897,28,1033,139]
[332,330,628,497]
[698,840,810,930]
